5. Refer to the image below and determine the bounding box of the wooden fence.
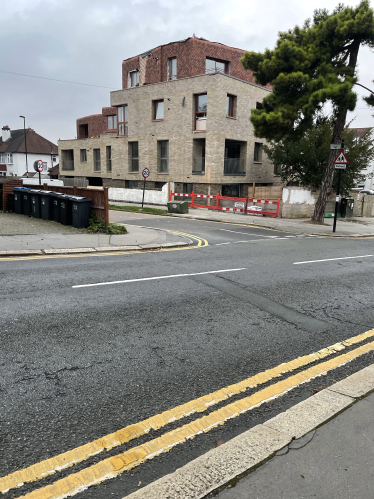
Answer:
[23,183,109,224]
[1,180,22,211]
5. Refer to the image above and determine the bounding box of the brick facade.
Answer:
[121,37,268,90]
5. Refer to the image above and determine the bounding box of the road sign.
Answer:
[36,159,43,172]
[142,168,150,178]
[330,144,342,150]
[334,151,349,165]
[335,164,347,170]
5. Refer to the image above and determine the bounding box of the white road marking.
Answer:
[294,255,373,265]
[73,268,247,288]
[219,229,277,238]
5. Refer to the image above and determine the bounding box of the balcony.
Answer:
[224,158,245,175]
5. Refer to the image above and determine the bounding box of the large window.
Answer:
[222,184,242,197]
[80,149,87,162]
[106,146,112,172]
[195,94,207,131]
[108,115,117,130]
[226,95,236,118]
[129,142,139,172]
[0,154,6,164]
[206,58,228,74]
[158,140,169,173]
[118,105,128,136]
[125,180,138,188]
[254,142,263,162]
[61,150,74,171]
[167,58,177,80]
[93,149,101,172]
[129,70,139,87]
[153,100,164,120]
[1,153,14,164]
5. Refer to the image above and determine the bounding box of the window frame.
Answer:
[226,94,236,118]
[125,180,138,189]
[7,153,13,164]
[167,57,177,80]
[106,146,112,172]
[254,142,263,163]
[129,142,139,173]
[93,148,101,172]
[80,149,87,163]
[195,93,207,131]
[205,58,229,74]
[108,115,117,130]
[158,140,169,174]
[153,100,164,121]
[129,70,139,87]
[117,105,128,136]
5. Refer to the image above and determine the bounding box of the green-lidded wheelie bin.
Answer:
[52,192,64,223]
[69,196,92,228]
[59,195,72,225]
[30,190,42,219]
[40,191,55,220]
[22,189,32,216]
[167,200,189,214]
[13,187,30,214]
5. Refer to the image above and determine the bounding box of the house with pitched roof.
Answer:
[0,126,58,178]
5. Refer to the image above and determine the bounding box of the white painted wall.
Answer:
[109,182,172,206]
[5,153,59,177]
[282,187,316,205]
[21,178,64,186]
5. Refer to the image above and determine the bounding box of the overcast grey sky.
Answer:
[1,0,373,145]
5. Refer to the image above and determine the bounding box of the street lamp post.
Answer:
[19,116,28,178]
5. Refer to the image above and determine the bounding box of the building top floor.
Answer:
[121,36,270,90]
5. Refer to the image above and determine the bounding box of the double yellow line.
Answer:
[2,328,374,498]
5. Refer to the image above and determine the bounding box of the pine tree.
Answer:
[241,1,374,222]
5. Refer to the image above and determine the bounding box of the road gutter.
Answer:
[125,364,374,499]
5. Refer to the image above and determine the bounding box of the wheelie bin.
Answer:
[40,191,55,221]
[68,196,92,228]
[30,190,42,219]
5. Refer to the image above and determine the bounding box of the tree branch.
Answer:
[355,82,374,94]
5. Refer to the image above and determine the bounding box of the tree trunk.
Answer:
[311,40,361,223]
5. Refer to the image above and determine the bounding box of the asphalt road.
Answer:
[1,213,374,499]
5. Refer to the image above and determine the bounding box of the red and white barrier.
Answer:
[170,191,281,217]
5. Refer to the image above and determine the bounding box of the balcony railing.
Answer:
[224,158,245,175]
[61,159,74,171]
[192,157,205,175]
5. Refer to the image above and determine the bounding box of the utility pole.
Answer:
[19,116,28,178]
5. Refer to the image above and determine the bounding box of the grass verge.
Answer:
[109,204,168,215]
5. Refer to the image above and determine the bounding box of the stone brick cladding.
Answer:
[102,107,117,116]
[122,37,269,89]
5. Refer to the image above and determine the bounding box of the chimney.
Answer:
[2,126,11,142]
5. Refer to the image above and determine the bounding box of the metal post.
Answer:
[19,116,28,177]
[141,178,146,209]
[333,169,342,233]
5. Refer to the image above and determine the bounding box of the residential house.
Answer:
[58,36,281,197]
[348,127,374,191]
[0,126,58,178]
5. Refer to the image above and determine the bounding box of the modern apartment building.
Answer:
[58,36,281,197]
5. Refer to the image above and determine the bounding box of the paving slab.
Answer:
[328,365,374,398]
[263,389,353,439]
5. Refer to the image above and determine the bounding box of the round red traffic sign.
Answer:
[37,159,43,172]
[142,168,150,178]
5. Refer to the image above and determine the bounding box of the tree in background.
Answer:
[241,1,374,222]
[264,118,374,195]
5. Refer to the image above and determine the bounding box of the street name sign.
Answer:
[330,144,341,150]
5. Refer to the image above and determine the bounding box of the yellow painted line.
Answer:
[2,328,374,494]
[12,337,374,499]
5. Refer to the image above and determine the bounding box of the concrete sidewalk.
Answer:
[0,212,191,256]
[171,208,374,237]
[126,365,374,499]
[108,201,374,237]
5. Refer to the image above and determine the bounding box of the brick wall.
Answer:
[124,38,268,89]
[77,115,107,139]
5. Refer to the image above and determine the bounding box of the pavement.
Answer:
[0,211,192,256]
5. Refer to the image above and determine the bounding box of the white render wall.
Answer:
[5,153,59,177]
[363,160,374,191]
[109,182,172,206]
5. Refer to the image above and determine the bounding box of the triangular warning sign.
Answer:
[334,150,349,164]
